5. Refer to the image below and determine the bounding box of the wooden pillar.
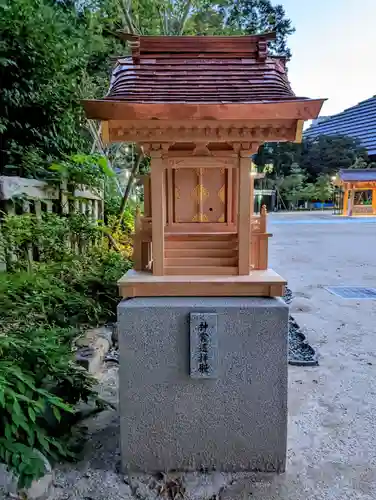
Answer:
[343,188,348,215]
[348,188,355,216]
[372,188,376,215]
[250,173,254,216]
[166,169,173,224]
[227,168,233,225]
[238,154,252,275]
[150,155,165,276]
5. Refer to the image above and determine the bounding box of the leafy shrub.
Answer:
[0,216,131,488]
[0,184,132,491]
[0,248,130,327]
[0,324,100,488]
[0,212,102,270]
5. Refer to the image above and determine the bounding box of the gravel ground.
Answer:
[50,212,376,500]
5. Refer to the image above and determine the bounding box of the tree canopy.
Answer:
[0,0,295,177]
[0,0,123,176]
[255,135,370,182]
[1,0,373,196]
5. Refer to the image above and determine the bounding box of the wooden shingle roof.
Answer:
[106,33,306,104]
[83,33,325,122]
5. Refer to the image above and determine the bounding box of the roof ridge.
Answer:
[118,33,277,64]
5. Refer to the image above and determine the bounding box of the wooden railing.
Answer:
[250,205,270,270]
[133,205,271,273]
[133,209,152,271]
[353,205,373,214]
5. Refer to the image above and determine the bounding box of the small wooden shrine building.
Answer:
[83,33,324,298]
[335,169,376,216]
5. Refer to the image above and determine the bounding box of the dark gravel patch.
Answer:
[283,286,293,305]
[283,287,319,367]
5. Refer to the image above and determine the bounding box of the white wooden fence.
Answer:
[0,176,104,218]
[0,176,104,270]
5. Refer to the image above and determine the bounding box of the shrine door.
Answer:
[167,167,235,225]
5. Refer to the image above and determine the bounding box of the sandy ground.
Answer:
[52,212,376,500]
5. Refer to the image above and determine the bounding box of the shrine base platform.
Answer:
[117,269,286,298]
[118,296,288,473]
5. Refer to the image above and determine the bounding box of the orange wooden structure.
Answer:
[83,33,324,298]
[336,169,376,216]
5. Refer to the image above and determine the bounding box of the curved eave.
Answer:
[82,99,326,122]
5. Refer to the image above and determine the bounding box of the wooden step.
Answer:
[165,257,238,267]
[165,266,238,276]
[165,233,237,241]
[165,239,238,250]
[165,248,237,258]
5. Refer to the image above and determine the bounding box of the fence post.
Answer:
[61,181,69,214]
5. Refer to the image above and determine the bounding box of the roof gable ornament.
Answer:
[120,32,277,63]
[256,39,268,62]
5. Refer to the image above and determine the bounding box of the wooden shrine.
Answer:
[83,33,324,298]
[335,169,376,216]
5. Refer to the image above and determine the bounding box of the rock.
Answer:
[127,475,158,500]
[0,452,53,500]
[183,472,230,500]
[75,327,112,375]
[104,322,118,348]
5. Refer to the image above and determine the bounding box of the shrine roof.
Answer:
[339,169,376,183]
[83,34,325,121]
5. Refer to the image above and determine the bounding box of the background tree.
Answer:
[106,0,294,56]
[254,134,371,184]
[279,163,305,209]
[218,0,294,57]
[0,0,123,177]
[350,156,368,169]
[314,174,333,207]
[300,182,316,207]
[300,135,368,179]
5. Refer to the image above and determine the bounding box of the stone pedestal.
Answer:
[118,297,288,473]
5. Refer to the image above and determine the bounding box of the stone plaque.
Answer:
[190,313,218,379]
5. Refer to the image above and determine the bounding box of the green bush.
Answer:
[0,324,99,488]
[0,247,129,488]
[0,211,131,489]
[0,212,101,270]
[0,248,130,327]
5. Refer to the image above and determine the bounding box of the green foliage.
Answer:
[0,209,131,487]
[314,174,333,203]
[255,135,373,208]
[350,156,368,169]
[0,213,101,269]
[202,0,295,57]
[50,153,114,192]
[300,182,316,202]
[279,163,305,208]
[255,135,370,183]
[0,0,123,176]
[0,246,130,327]
[0,323,100,488]
[109,0,294,57]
